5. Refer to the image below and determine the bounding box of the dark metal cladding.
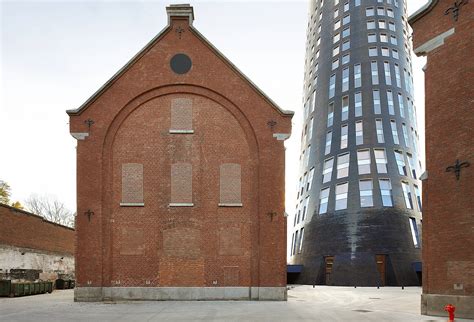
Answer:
[289,0,422,286]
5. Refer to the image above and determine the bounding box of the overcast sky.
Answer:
[0,0,427,214]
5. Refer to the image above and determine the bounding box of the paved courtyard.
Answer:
[1,285,472,321]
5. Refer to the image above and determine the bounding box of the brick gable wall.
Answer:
[69,12,292,293]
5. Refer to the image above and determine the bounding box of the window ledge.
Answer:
[169,129,194,134]
[169,203,194,207]
[218,203,243,207]
[120,202,144,207]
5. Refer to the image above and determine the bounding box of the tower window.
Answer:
[342,67,349,92]
[384,61,391,85]
[357,149,371,174]
[319,187,330,214]
[376,119,384,143]
[371,61,379,85]
[374,149,388,173]
[342,26,350,38]
[354,64,361,88]
[373,89,381,114]
[409,218,420,248]
[359,179,374,207]
[342,96,349,121]
[391,120,400,145]
[394,150,407,176]
[355,92,362,117]
[325,131,333,155]
[343,14,350,25]
[379,179,393,207]
[340,124,348,149]
[355,121,363,145]
[337,153,350,178]
[414,185,422,211]
[387,90,395,115]
[369,47,378,57]
[328,102,334,127]
[335,182,349,210]
[329,74,336,98]
[322,158,334,183]
[402,181,413,209]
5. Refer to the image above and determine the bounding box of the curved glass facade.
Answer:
[290,0,422,286]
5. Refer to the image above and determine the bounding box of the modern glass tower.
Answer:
[289,0,422,286]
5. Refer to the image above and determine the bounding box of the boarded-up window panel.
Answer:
[171,98,193,131]
[220,163,242,204]
[119,227,145,256]
[121,163,143,204]
[171,163,192,203]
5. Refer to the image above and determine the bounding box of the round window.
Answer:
[170,53,192,74]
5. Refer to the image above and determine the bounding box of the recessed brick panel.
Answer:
[163,227,201,258]
[171,163,192,203]
[159,258,205,286]
[119,227,145,256]
[219,226,242,256]
[171,98,193,131]
[219,163,241,204]
[223,266,240,286]
[121,163,143,204]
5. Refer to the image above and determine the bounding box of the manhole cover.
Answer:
[369,297,381,299]
[353,309,372,313]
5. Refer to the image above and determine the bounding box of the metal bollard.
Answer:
[444,304,455,322]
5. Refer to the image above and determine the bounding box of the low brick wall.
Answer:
[0,204,75,280]
[0,204,74,255]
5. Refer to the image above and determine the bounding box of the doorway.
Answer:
[375,255,386,286]
[325,256,334,285]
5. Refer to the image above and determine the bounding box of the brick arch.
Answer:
[100,84,260,287]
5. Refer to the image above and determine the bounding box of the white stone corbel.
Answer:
[273,133,291,141]
[414,28,455,55]
[70,132,89,140]
[420,171,428,181]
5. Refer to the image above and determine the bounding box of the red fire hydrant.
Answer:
[444,304,455,321]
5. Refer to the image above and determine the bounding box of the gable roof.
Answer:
[408,0,438,25]
[66,21,294,117]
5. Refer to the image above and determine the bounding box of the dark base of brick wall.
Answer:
[293,252,421,287]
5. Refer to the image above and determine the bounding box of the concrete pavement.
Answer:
[1,285,472,321]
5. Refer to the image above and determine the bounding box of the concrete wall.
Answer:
[0,244,74,280]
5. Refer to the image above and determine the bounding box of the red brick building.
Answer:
[68,4,292,301]
[409,1,473,318]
